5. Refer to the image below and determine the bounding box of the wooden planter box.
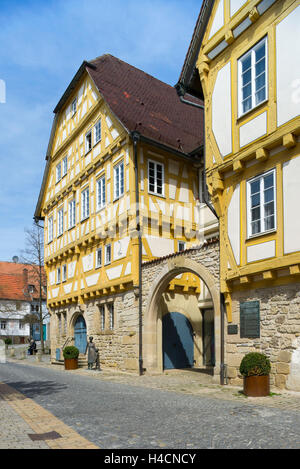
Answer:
[243,375,270,397]
[64,358,78,370]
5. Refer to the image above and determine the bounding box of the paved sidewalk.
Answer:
[7,355,300,413]
[0,381,98,449]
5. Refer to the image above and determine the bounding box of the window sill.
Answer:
[81,216,90,223]
[237,99,268,123]
[85,149,92,157]
[148,191,165,199]
[246,228,276,242]
[57,233,63,239]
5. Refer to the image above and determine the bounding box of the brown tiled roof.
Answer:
[87,54,204,154]
[0,262,46,301]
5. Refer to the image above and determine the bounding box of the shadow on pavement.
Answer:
[1,380,68,399]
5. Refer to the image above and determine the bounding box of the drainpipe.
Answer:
[176,87,225,385]
[131,131,144,376]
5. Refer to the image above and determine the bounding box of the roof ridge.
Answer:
[89,53,176,91]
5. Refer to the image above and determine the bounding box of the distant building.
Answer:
[0,262,49,344]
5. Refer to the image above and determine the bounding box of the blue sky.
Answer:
[0,0,201,262]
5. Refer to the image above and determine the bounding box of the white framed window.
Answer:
[85,130,92,154]
[48,216,53,243]
[68,199,76,229]
[0,320,6,330]
[105,244,112,265]
[56,162,62,183]
[178,241,186,252]
[94,119,101,145]
[72,98,77,116]
[57,208,64,237]
[62,156,68,177]
[247,169,276,238]
[19,321,25,330]
[100,305,105,331]
[57,267,61,284]
[148,160,164,196]
[114,161,124,200]
[108,303,114,330]
[238,36,268,117]
[81,187,90,220]
[96,247,102,268]
[96,175,106,211]
[62,264,67,282]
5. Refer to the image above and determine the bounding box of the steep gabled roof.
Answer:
[86,54,203,154]
[35,54,204,220]
[0,262,46,301]
[176,0,215,98]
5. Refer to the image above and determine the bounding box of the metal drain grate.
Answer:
[28,431,62,441]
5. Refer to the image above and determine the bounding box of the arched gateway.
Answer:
[142,240,221,379]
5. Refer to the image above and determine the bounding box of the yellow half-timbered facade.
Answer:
[178,0,300,389]
[35,54,218,372]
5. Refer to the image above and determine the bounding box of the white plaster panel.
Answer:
[179,183,190,203]
[227,184,240,265]
[276,6,300,127]
[124,262,131,276]
[212,62,232,157]
[114,237,130,261]
[86,273,100,287]
[209,0,224,38]
[106,265,123,280]
[239,112,267,148]
[82,254,93,272]
[49,271,56,286]
[169,179,177,200]
[283,156,300,254]
[146,236,174,257]
[230,0,245,16]
[68,261,77,279]
[247,240,276,263]
[63,284,73,295]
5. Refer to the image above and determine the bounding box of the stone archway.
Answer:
[142,242,220,379]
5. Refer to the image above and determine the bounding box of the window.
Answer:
[108,303,114,330]
[62,156,68,177]
[114,161,124,200]
[199,169,206,204]
[94,119,101,145]
[19,321,25,330]
[48,216,53,243]
[57,267,61,284]
[148,160,164,196]
[0,320,6,330]
[85,130,92,154]
[81,187,90,220]
[105,244,112,265]
[57,208,64,237]
[96,247,102,268]
[62,264,67,282]
[96,175,106,211]
[72,98,77,116]
[28,285,35,293]
[100,305,105,331]
[68,199,76,229]
[247,169,276,237]
[238,37,267,116]
[56,162,62,183]
[178,241,186,252]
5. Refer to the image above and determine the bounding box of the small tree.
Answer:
[21,222,48,352]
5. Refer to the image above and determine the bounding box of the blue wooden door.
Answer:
[163,312,194,370]
[74,316,87,354]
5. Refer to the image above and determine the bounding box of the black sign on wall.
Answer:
[240,301,260,338]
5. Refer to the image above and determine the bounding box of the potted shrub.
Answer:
[240,352,271,397]
[63,346,79,370]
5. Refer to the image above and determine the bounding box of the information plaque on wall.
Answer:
[240,301,260,339]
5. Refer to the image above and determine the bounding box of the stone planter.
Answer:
[64,358,78,370]
[243,375,270,397]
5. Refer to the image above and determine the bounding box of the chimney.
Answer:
[23,268,29,297]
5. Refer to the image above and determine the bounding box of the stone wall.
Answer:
[50,288,140,371]
[226,282,300,390]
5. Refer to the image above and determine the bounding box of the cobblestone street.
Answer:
[1,357,300,449]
